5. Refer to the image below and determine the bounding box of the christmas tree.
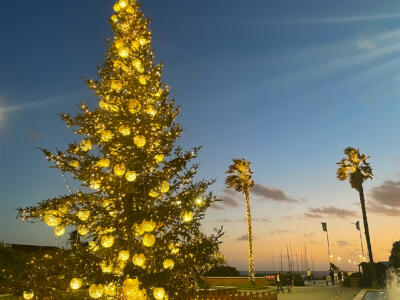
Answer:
[17,0,222,298]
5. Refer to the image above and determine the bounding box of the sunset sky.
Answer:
[1,0,400,271]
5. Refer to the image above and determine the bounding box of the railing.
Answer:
[190,289,278,300]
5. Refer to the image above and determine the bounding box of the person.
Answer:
[306,268,312,285]
[286,273,292,293]
[330,268,335,285]
[276,272,284,294]
[326,273,331,285]
[338,270,342,283]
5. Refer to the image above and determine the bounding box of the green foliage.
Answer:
[389,240,400,268]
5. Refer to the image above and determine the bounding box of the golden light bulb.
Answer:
[132,253,146,267]
[113,163,126,176]
[134,135,146,147]
[153,287,165,300]
[89,284,104,299]
[119,0,128,8]
[44,210,61,227]
[182,211,193,223]
[154,154,164,163]
[69,160,79,168]
[101,130,113,142]
[145,105,157,116]
[110,15,118,23]
[113,3,121,12]
[118,250,130,261]
[80,139,92,151]
[159,181,170,193]
[139,37,148,46]
[77,209,90,221]
[119,125,131,136]
[70,278,82,290]
[101,235,114,248]
[163,258,175,270]
[142,233,155,247]
[128,99,141,113]
[125,171,137,182]
[54,226,65,236]
[154,88,163,98]
[99,100,110,111]
[195,197,204,206]
[118,48,129,58]
[23,291,34,299]
[97,158,110,168]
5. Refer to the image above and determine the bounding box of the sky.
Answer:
[1,0,400,272]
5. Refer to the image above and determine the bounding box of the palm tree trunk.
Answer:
[359,185,378,286]
[244,190,255,284]
[358,186,373,263]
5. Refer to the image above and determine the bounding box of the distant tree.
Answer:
[225,158,255,284]
[389,240,400,268]
[205,265,241,277]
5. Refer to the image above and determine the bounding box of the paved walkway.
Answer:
[275,285,361,300]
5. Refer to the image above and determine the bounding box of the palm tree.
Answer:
[336,147,374,264]
[226,158,255,284]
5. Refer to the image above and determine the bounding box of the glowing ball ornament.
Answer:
[142,233,155,247]
[70,278,83,290]
[101,130,113,142]
[195,196,204,206]
[101,235,114,248]
[104,282,116,296]
[153,287,166,300]
[89,241,99,252]
[148,189,159,198]
[89,284,104,299]
[69,160,79,168]
[131,40,140,51]
[159,181,170,193]
[118,48,129,58]
[118,250,130,261]
[132,253,146,267]
[125,171,137,182]
[138,75,148,85]
[80,139,92,151]
[90,179,101,190]
[142,220,156,232]
[97,158,110,168]
[44,210,61,227]
[145,105,157,117]
[113,3,121,12]
[119,0,128,8]
[128,99,141,113]
[154,154,164,163]
[54,226,65,236]
[134,135,146,147]
[115,40,124,49]
[111,15,118,23]
[111,80,122,91]
[78,225,89,236]
[77,209,90,221]
[182,211,193,223]
[23,291,34,299]
[163,258,175,270]
[132,59,144,73]
[99,100,110,111]
[113,163,126,176]
[139,37,148,46]
[119,125,131,136]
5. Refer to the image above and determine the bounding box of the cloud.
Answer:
[270,230,292,235]
[337,240,350,247]
[357,39,377,51]
[370,180,400,207]
[367,202,400,217]
[241,217,270,223]
[237,234,248,241]
[251,184,300,203]
[304,206,357,219]
[219,188,240,207]
[216,218,232,223]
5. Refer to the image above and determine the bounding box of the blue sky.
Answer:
[1,0,400,270]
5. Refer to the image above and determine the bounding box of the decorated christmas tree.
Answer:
[17,0,222,298]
